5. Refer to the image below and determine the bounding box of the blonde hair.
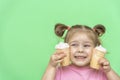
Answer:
[54,23,106,46]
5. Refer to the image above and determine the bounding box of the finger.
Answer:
[103,61,110,66]
[56,58,64,63]
[55,53,66,60]
[103,65,109,69]
[102,64,111,73]
[53,53,66,61]
[99,58,106,65]
[54,51,64,55]
[53,55,59,61]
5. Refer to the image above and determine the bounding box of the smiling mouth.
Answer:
[75,56,87,60]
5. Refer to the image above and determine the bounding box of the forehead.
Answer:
[68,32,94,43]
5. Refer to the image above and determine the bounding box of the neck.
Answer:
[70,63,90,69]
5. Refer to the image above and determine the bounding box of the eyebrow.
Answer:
[69,41,79,44]
[69,41,93,44]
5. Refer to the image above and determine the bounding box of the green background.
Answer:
[0,0,120,80]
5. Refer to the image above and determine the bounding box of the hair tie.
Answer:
[92,28,95,31]
[67,26,71,30]
[93,28,102,37]
[61,26,70,39]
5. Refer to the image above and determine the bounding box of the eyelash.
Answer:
[70,44,79,46]
[84,45,91,47]
[70,44,91,47]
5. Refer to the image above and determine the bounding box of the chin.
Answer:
[72,61,90,67]
[76,64,87,67]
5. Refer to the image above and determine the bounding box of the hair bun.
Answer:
[93,24,106,37]
[54,23,68,37]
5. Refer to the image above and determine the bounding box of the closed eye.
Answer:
[84,45,91,47]
[70,43,79,47]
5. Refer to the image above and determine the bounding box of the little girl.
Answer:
[42,23,120,80]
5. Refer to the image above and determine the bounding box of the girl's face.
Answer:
[68,32,95,67]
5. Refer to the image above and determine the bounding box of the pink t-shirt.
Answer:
[55,64,107,80]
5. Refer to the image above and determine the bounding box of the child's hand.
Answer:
[99,58,111,73]
[49,51,66,68]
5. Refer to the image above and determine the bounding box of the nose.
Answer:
[77,46,84,53]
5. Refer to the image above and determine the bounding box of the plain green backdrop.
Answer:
[0,0,120,80]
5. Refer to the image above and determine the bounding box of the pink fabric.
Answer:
[55,64,107,80]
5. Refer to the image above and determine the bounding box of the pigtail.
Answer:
[93,24,106,37]
[54,23,69,37]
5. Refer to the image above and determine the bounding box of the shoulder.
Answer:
[56,65,71,72]
[55,65,72,80]
[56,65,76,76]
[90,68,107,79]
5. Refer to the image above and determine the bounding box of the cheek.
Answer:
[69,48,75,58]
[69,47,76,54]
[86,49,93,56]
